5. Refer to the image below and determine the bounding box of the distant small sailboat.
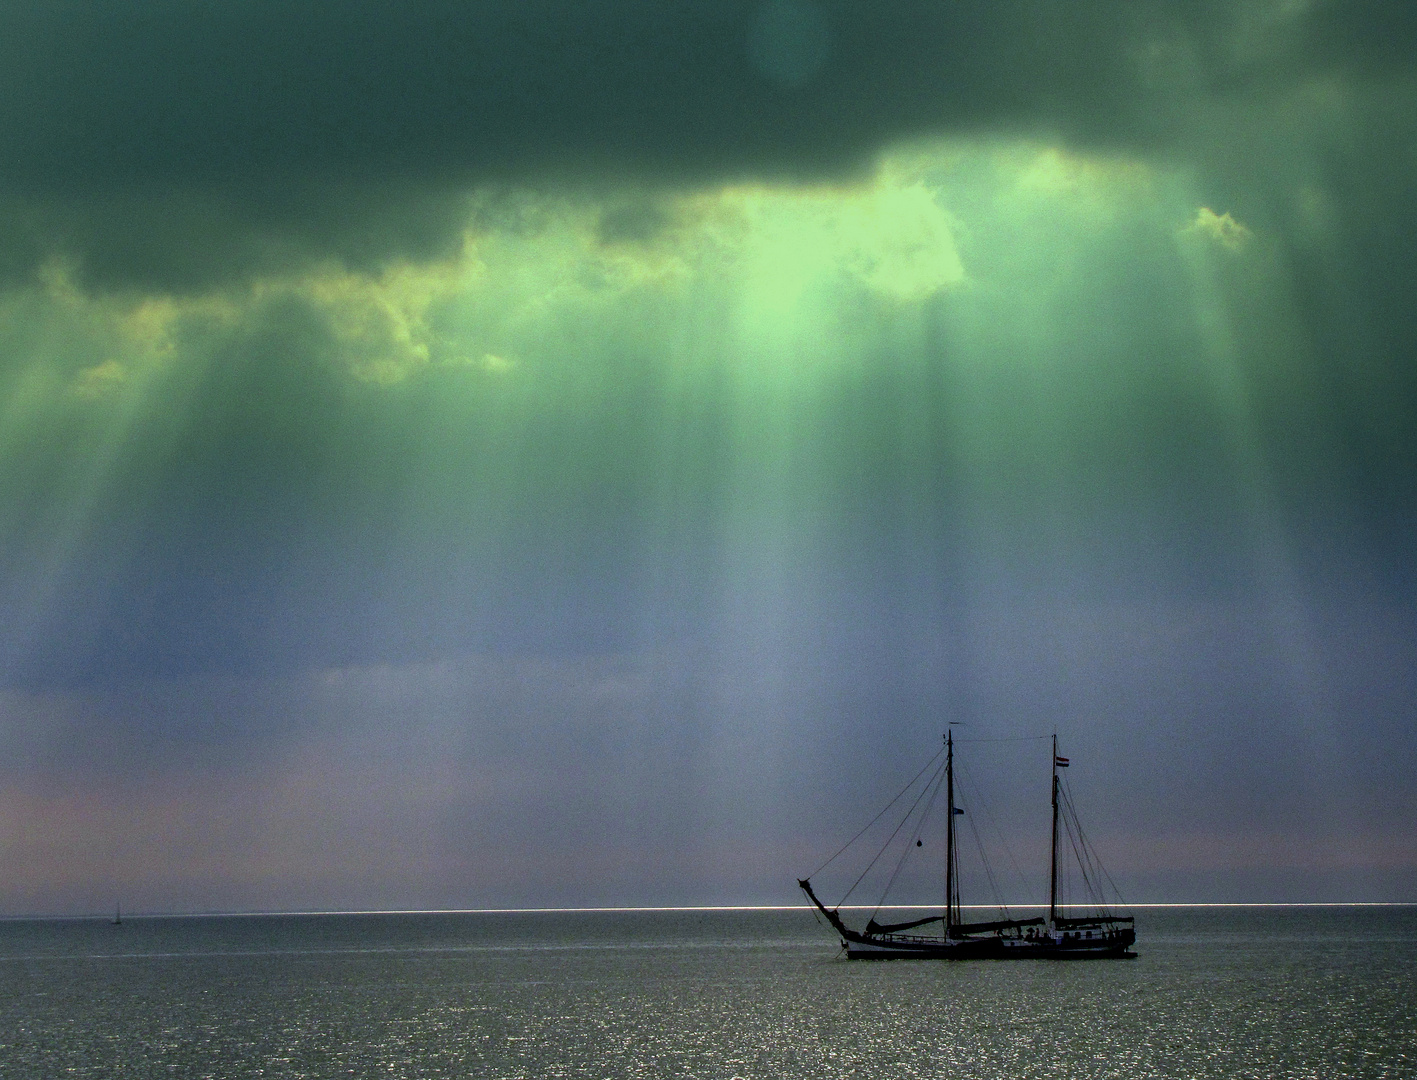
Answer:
[112,902,122,926]
[799,731,1135,959]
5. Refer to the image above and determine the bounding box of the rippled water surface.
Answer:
[1,906,1413,1078]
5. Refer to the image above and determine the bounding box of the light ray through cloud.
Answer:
[1,110,1415,914]
[1174,200,1330,758]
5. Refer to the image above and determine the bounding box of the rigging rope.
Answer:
[839,756,948,907]
[870,761,947,919]
[957,758,1035,907]
[1063,782,1128,909]
[954,735,1052,744]
[1057,779,1126,916]
[806,745,947,880]
[955,765,1010,921]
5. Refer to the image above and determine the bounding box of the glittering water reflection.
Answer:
[0,907,1412,1078]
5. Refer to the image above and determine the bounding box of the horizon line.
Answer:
[6,901,1416,921]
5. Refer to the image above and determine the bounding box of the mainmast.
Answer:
[945,728,958,937]
[1049,732,1060,925]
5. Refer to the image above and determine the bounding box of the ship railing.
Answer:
[1053,914,1134,929]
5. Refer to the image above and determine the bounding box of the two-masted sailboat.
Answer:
[799,731,1135,959]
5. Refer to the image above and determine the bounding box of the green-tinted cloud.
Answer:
[0,1,1412,290]
[2,142,1410,689]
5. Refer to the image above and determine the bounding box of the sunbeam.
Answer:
[2,128,1415,912]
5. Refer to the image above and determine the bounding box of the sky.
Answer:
[1,0,1414,916]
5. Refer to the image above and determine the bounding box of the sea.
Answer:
[1,905,1412,1079]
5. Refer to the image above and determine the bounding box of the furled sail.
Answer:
[864,914,943,934]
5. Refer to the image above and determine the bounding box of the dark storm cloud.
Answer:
[0,185,475,293]
[1,0,1411,290]
[1302,0,1417,71]
[0,0,1141,190]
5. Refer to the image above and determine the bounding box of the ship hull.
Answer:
[844,929,1136,960]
